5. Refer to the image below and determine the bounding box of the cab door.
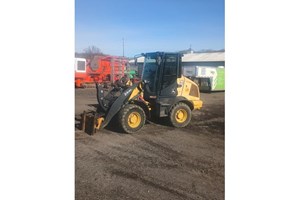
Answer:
[159,53,181,97]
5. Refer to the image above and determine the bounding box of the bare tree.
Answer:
[75,46,104,60]
[84,46,101,54]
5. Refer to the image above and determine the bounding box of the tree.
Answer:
[75,46,104,60]
[84,46,101,54]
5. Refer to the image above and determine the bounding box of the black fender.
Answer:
[132,100,151,118]
[154,96,194,117]
[172,96,194,111]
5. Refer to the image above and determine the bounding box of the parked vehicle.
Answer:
[183,66,225,92]
[75,56,128,88]
[81,52,203,134]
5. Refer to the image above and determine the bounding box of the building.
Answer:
[182,52,225,68]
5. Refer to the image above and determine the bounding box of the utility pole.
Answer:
[189,44,193,53]
[122,37,124,57]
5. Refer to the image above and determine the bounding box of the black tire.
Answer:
[118,104,146,134]
[169,103,192,128]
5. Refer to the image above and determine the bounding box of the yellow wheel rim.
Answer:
[128,112,141,128]
[175,109,188,123]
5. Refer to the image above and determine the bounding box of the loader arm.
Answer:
[99,83,141,129]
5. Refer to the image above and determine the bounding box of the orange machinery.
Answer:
[75,56,128,88]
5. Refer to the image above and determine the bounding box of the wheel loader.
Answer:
[81,52,203,134]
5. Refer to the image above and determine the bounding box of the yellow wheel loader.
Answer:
[81,52,203,134]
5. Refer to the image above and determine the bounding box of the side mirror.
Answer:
[143,79,150,84]
[134,58,137,66]
[156,56,162,66]
[134,53,144,66]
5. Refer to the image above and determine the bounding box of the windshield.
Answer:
[142,53,159,92]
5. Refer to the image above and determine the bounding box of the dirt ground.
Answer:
[75,88,224,200]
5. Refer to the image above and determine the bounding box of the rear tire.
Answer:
[169,103,192,128]
[118,104,146,134]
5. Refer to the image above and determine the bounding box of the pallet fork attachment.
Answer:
[80,111,104,135]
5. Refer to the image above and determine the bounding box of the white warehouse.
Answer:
[182,51,224,68]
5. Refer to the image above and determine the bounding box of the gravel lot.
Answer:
[75,88,224,200]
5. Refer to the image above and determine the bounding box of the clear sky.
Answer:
[75,0,224,57]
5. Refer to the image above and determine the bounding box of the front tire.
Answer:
[118,104,146,134]
[169,103,192,128]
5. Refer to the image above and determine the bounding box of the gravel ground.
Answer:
[75,88,224,200]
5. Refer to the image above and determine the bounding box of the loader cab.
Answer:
[141,52,182,100]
